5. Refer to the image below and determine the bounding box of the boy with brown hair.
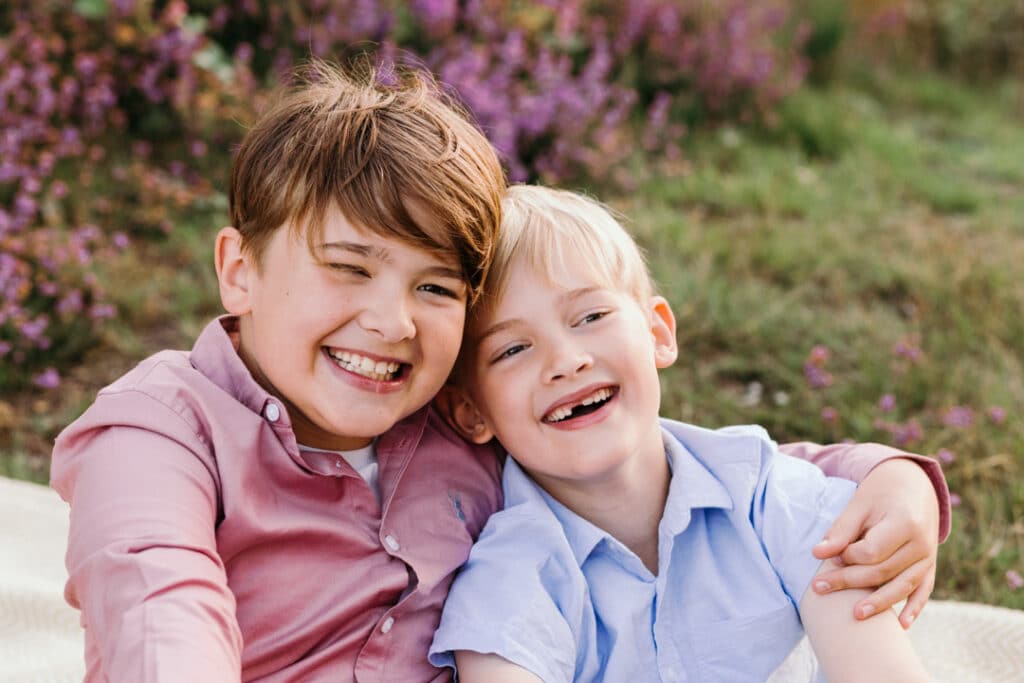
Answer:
[52,64,946,681]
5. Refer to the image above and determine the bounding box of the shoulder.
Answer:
[51,350,225,497]
[660,418,779,501]
[415,406,504,528]
[64,349,219,446]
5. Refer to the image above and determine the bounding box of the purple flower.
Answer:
[936,448,956,464]
[89,303,116,320]
[988,406,1006,425]
[821,407,838,424]
[32,367,60,389]
[893,420,923,447]
[893,338,923,362]
[803,363,833,389]
[878,393,896,413]
[950,493,961,507]
[1008,570,1024,590]
[943,406,975,429]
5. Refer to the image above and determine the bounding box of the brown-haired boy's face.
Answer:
[229,206,469,450]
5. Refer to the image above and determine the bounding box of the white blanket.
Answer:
[3,476,1022,682]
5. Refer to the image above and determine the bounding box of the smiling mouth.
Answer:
[544,387,617,424]
[325,348,407,382]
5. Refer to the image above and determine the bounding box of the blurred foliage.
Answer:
[1,0,1022,607]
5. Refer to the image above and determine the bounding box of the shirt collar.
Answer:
[501,421,738,568]
[190,316,275,418]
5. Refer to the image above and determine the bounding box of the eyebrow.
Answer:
[319,240,387,260]
[319,241,465,282]
[475,286,604,343]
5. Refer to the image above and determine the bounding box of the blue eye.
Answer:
[577,310,608,326]
[494,343,528,363]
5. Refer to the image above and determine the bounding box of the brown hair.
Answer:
[229,59,506,302]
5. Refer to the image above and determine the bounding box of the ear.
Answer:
[648,296,678,369]
[215,227,254,315]
[433,384,495,444]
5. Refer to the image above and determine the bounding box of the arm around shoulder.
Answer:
[52,394,242,680]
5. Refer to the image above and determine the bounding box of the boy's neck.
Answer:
[536,433,671,575]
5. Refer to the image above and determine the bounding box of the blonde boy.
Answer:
[52,64,943,681]
[431,186,933,682]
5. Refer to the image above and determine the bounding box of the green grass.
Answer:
[620,71,1024,608]
[3,69,1022,608]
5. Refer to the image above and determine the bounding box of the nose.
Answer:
[543,344,593,383]
[358,290,416,343]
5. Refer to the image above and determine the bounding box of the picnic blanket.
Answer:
[3,475,1022,682]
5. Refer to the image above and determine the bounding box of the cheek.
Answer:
[425,307,466,346]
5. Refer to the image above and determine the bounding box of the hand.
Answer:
[810,458,939,628]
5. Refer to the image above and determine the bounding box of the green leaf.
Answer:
[73,0,110,19]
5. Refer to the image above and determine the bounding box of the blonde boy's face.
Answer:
[463,257,678,492]
[224,206,468,451]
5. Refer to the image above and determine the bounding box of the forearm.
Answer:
[800,560,930,683]
[455,651,544,683]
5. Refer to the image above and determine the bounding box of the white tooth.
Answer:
[340,351,350,362]
[374,361,388,375]
[388,362,399,373]
[360,357,374,371]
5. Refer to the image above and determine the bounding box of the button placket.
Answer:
[264,402,280,422]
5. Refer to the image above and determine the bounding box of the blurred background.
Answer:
[1,0,1021,608]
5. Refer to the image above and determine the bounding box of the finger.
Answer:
[838,519,914,566]
[851,557,933,621]
[813,506,869,560]
[812,541,916,594]
[897,568,935,629]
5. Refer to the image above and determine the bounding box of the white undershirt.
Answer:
[299,442,380,503]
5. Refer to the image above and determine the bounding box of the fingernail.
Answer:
[858,604,875,619]
[903,613,915,627]
[813,580,830,593]
[814,538,830,547]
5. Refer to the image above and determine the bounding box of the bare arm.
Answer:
[455,651,544,683]
[782,442,948,626]
[800,559,930,683]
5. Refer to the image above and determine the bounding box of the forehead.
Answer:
[302,204,462,269]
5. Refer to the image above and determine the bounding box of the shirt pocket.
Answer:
[684,604,804,683]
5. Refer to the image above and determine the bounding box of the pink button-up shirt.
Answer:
[50,316,949,682]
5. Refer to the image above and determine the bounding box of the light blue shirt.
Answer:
[429,419,856,682]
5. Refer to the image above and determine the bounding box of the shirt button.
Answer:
[380,616,395,634]
[264,402,280,422]
[334,459,344,469]
[384,534,400,552]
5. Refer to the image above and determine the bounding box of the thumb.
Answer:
[813,503,867,560]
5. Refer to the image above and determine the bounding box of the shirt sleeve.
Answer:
[50,392,243,681]
[752,445,858,607]
[428,511,578,683]
[778,441,951,542]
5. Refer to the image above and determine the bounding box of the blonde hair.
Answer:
[471,185,654,322]
[229,59,506,303]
